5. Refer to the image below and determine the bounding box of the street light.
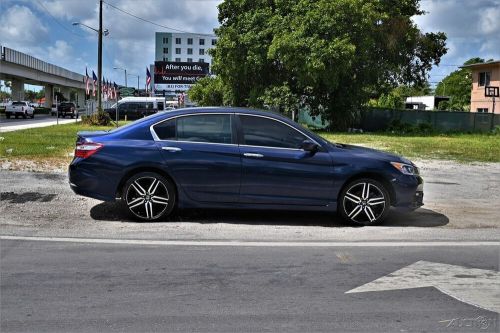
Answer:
[113,67,127,87]
[128,73,140,92]
[72,22,109,36]
[72,0,108,112]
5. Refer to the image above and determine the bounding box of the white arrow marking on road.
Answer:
[346,261,500,313]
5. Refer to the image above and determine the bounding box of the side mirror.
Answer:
[301,139,319,153]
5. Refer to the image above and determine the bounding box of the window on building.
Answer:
[477,108,489,113]
[175,57,181,62]
[187,38,193,45]
[163,57,167,61]
[199,59,205,63]
[175,48,181,54]
[175,37,181,44]
[163,37,168,44]
[199,38,205,45]
[479,72,491,87]
[187,48,193,55]
[199,49,205,55]
[211,39,217,46]
[187,58,193,62]
[163,47,168,54]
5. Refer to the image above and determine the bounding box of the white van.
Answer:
[106,97,166,120]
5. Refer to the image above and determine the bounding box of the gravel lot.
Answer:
[0,159,499,241]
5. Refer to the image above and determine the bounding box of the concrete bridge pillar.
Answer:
[44,84,54,108]
[76,90,85,108]
[61,87,70,101]
[11,79,25,101]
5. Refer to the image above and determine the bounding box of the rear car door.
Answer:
[237,114,334,206]
[152,113,241,203]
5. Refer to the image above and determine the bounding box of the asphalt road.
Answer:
[0,114,80,132]
[1,239,498,333]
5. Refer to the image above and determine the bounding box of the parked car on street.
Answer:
[104,97,165,120]
[57,102,78,118]
[50,103,58,116]
[69,107,423,225]
[5,101,34,119]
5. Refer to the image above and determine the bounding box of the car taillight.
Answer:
[75,142,103,158]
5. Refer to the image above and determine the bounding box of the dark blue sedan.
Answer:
[69,107,423,225]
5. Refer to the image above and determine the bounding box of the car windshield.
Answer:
[12,102,25,106]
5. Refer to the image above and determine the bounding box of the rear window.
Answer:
[12,102,26,106]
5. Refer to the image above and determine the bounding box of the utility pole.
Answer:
[97,0,103,111]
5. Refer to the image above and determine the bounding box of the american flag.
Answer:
[92,71,97,97]
[146,67,151,92]
[85,68,90,96]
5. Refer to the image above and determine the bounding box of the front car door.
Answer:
[152,113,241,203]
[237,114,334,206]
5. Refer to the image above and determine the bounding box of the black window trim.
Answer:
[150,112,322,151]
[235,113,322,151]
[150,113,237,146]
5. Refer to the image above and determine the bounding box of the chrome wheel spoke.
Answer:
[132,181,146,196]
[364,206,377,222]
[361,183,370,200]
[128,197,145,209]
[368,197,385,206]
[151,195,169,205]
[148,179,160,194]
[144,201,154,219]
[345,192,361,204]
[348,205,363,219]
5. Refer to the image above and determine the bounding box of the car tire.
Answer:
[23,112,27,119]
[6,114,10,119]
[122,172,176,222]
[30,113,34,119]
[15,114,18,119]
[338,178,391,225]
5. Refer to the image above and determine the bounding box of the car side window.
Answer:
[239,115,307,149]
[177,114,232,144]
[154,119,176,140]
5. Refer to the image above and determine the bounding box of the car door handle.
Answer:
[162,146,182,152]
[243,153,264,158]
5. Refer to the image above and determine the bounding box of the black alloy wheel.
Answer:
[339,178,390,225]
[122,172,176,221]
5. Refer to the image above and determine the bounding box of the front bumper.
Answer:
[392,175,424,211]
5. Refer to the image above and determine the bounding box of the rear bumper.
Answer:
[68,160,118,201]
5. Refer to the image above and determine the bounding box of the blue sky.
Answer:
[0,0,499,92]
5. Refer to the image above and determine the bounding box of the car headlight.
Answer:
[390,162,419,175]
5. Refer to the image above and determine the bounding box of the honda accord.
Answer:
[69,107,423,225]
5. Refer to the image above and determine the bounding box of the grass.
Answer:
[319,132,500,162]
[0,122,125,162]
[1,123,499,166]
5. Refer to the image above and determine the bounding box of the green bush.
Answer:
[81,111,111,126]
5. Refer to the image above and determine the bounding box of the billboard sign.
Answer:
[154,61,209,85]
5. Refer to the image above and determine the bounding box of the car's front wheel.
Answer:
[122,172,176,221]
[339,178,390,225]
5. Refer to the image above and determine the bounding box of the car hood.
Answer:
[335,143,413,164]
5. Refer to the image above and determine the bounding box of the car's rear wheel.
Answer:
[339,178,390,225]
[122,172,176,221]
[23,111,27,119]
[6,114,10,119]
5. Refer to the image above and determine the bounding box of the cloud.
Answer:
[413,0,500,83]
[0,5,49,46]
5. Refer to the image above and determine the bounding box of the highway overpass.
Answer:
[0,46,87,107]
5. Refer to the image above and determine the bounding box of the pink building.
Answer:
[461,60,500,114]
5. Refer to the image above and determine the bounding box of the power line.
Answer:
[34,0,87,38]
[102,1,216,37]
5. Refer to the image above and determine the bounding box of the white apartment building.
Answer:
[155,32,217,65]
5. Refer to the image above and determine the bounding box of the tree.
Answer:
[188,76,226,106]
[369,83,432,109]
[199,0,446,129]
[435,57,487,111]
